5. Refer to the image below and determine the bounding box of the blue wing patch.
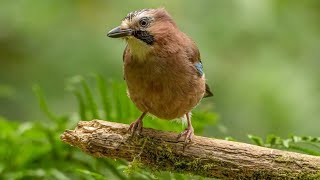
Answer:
[194,61,204,77]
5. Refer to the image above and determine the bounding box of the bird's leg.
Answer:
[128,112,147,136]
[176,113,194,150]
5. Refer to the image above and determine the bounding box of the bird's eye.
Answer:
[139,18,149,27]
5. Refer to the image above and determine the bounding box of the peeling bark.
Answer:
[60,120,320,179]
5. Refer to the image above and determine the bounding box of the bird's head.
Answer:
[107,8,176,58]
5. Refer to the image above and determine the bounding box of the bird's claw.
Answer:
[128,119,143,136]
[176,127,194,151]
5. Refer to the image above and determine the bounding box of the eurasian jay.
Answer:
[107,8,213,148]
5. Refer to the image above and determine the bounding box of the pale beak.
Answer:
[107,26,133,38]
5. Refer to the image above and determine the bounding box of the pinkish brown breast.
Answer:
[124,51,205,120]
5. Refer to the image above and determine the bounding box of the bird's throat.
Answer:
[127,38,153,61]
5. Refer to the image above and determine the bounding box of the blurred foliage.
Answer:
[1,0,320,140]
[0,76,319,179]
[0,75,217,179]
[1,0,320,179]
[247,134,320,156]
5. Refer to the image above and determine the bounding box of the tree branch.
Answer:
[60,120,320,179]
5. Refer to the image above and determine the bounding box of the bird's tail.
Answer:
[203,83,213,98]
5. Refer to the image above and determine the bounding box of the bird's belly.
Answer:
[125,69,205,119]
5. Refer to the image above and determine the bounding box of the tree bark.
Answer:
[60,120,320,179]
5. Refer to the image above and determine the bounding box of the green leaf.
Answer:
[33,84,59,122]
[248,134,264,146]
[282,139,290,148]
[266,134,279,146]
[112,82,123,120]
[291,136,301,143]
[49,169,71,180]
[81,79,100,119]
[75,169,106,180]
[224,136,236,141]
[74,90,87,120]
[96,75,112,121]
[288,144,320,156]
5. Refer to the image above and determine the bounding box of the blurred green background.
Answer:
[2,0,320,139]
[1,0,320,179]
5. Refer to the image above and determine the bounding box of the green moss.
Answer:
[203,163,215,171]
[123,136,149,176]
[123,157,143,176]
[174,158,202,171]
[127,135,220,177]
[274,155,295,164]
[296,171,320,179]
[273,156,320,179]
[127,137,320,179]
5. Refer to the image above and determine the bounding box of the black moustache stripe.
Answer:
[133,30,155,45]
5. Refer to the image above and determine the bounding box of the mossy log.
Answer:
[60,120,320,179]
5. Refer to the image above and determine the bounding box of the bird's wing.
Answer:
[187,40,213,97]
[194,61,204,77]
[194,61,213,98]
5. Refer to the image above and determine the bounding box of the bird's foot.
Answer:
[128,118,143,136]
[176,126,194,151]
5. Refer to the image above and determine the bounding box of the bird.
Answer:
[107,8,213,149]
